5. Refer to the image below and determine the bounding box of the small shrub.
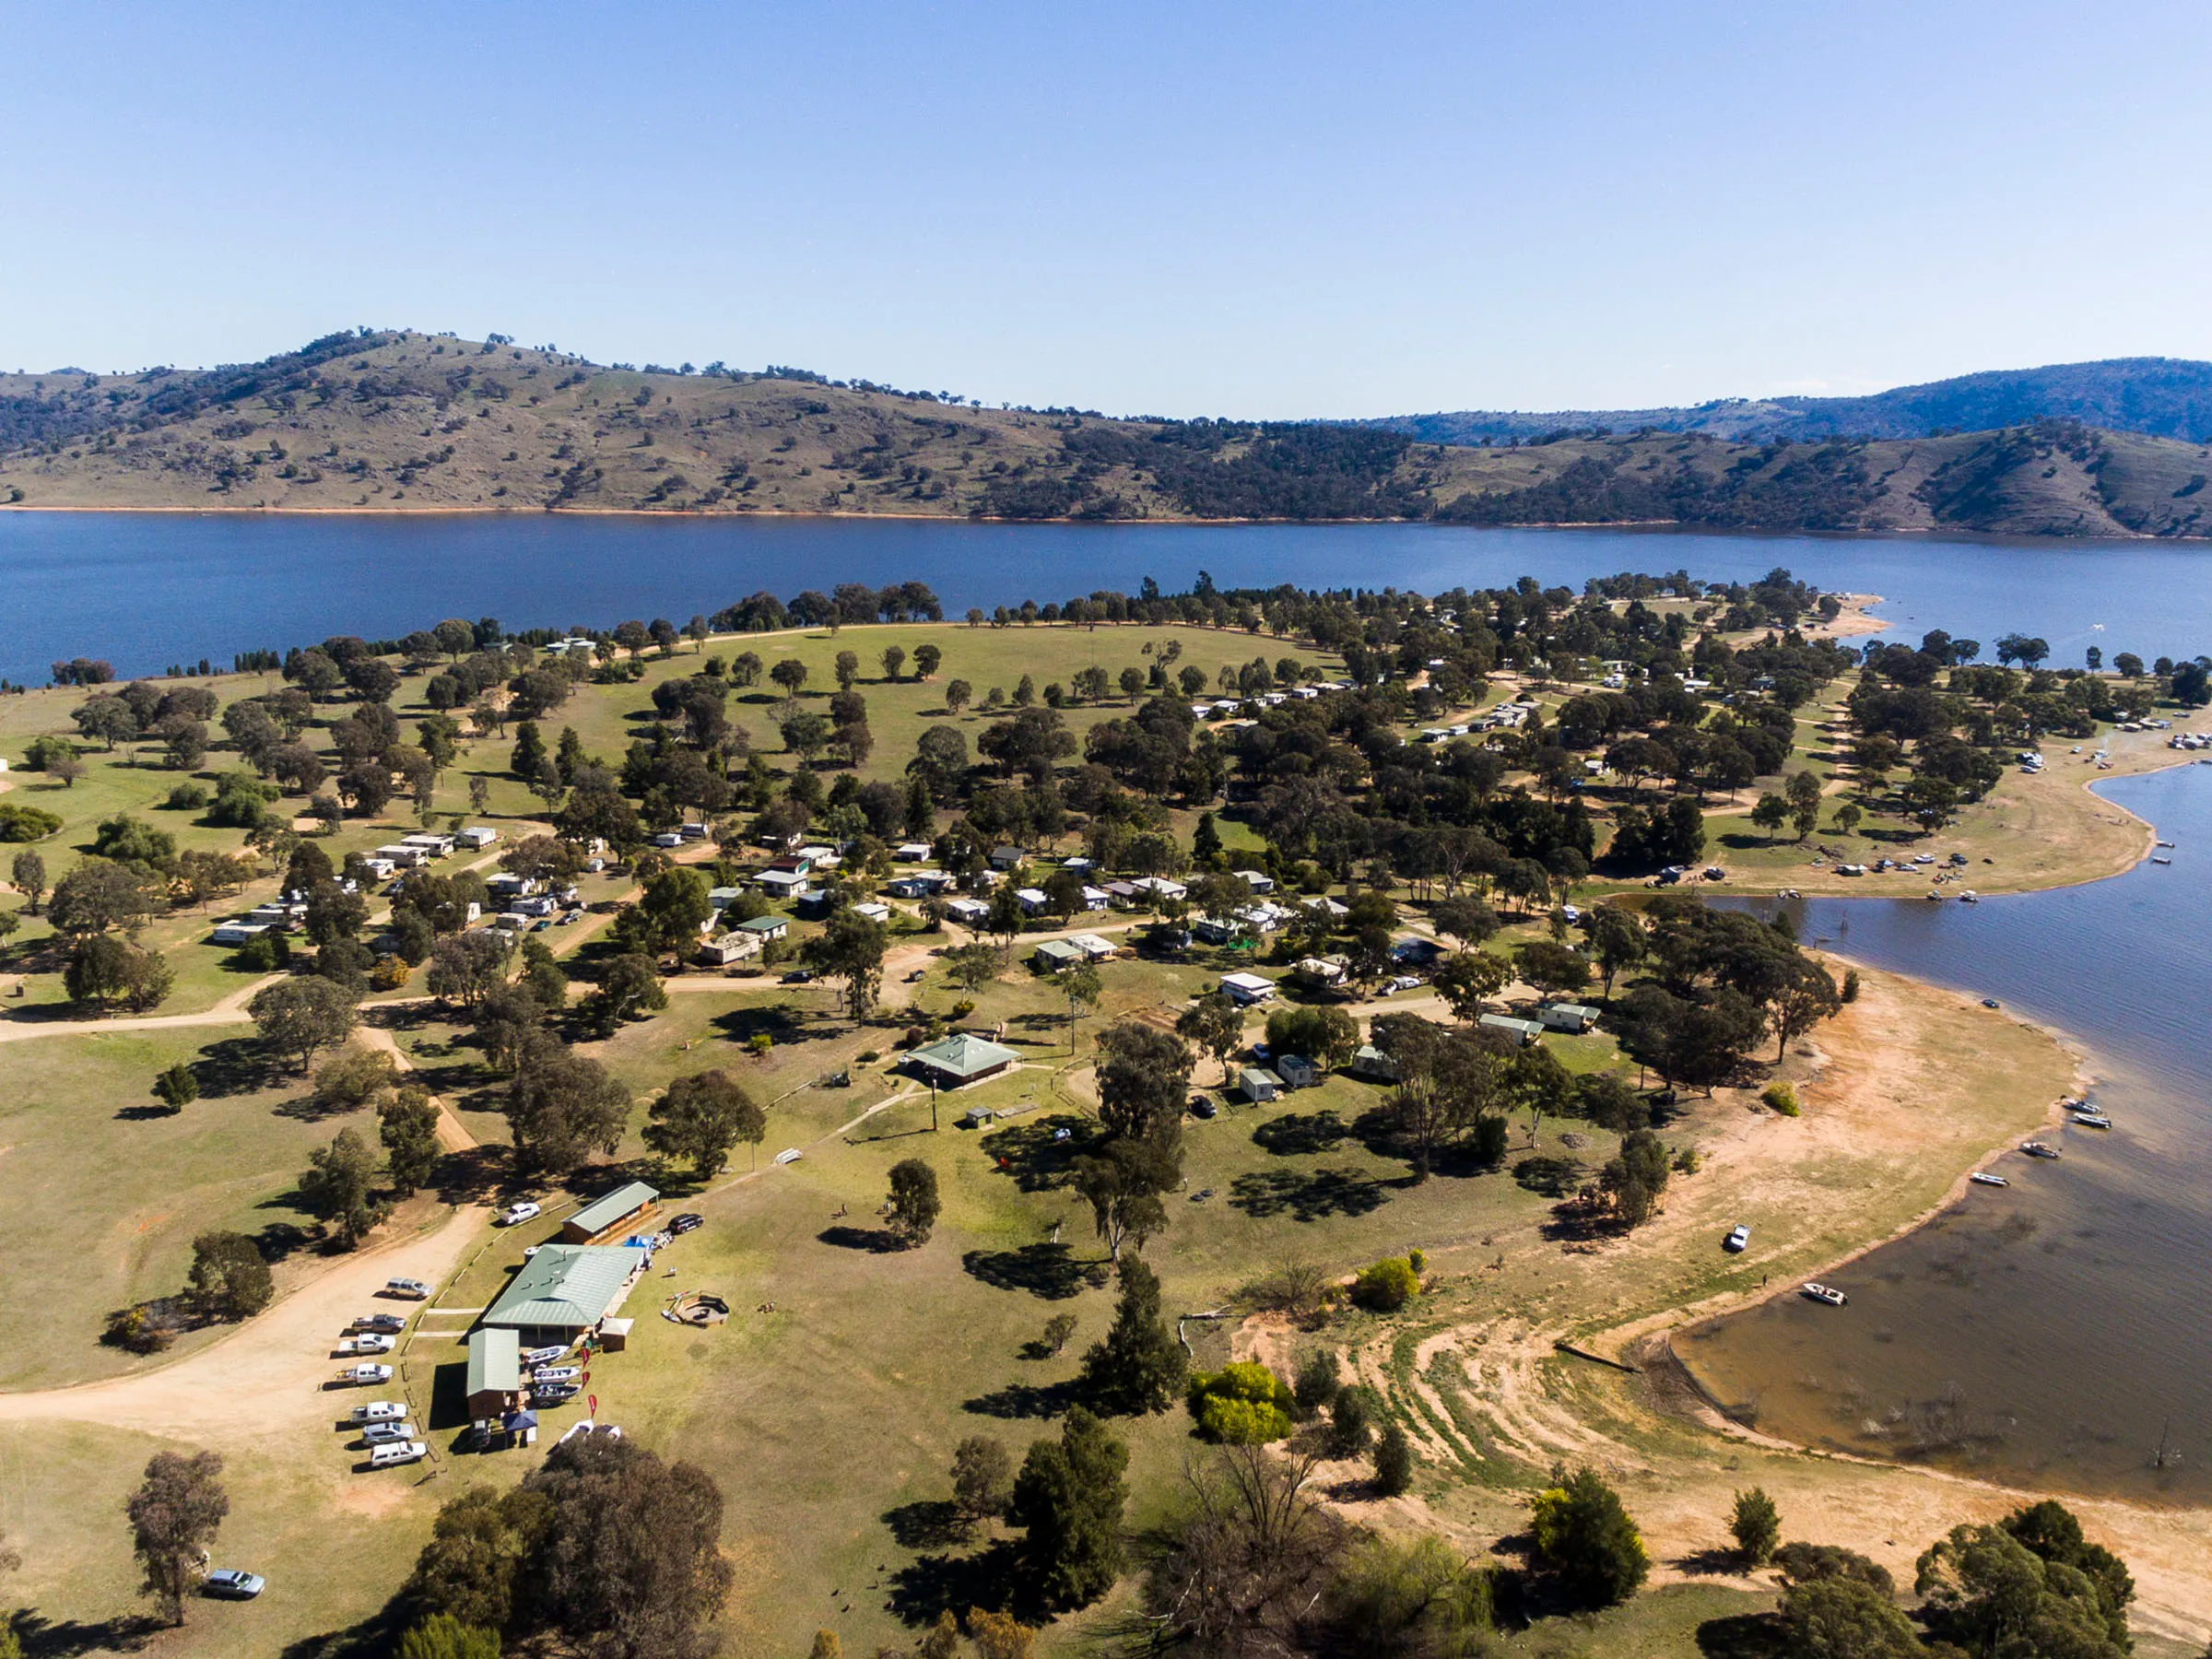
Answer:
[1762,1080,1800,1116]
[747,1032,772,1056]
[950,998,977,1020]
[151,1062,199,1112]
[1840,968,1861,1004]
[1353,1256,1418,1312]
[1530,1467,1650,1607]
[1672,1147,1701,1175]
[1406,1248,1426,1276]
[231,934,291,972]
[102,1305,173,1354]
[1292,1348,1340,1417]
[1730,1487,1781,1567]
[1324,1385,1374,1457]
[1186,1362,1295,1443]
[856,1048,880,1064]
[163,782,210,811]
[1373,1423,1415,1495]
[0,802,63,842]
[369,956,412,992]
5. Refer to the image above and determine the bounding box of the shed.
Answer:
[1236,1067,1281,1103]
[1219,971,1276,1006]
[562,1181,660,1243]
[1539,1002,1601,1033]
[905,1032,1022,1089]
[1479,1014,1547,1047]
[698,933,759,966]
[1031,939,1086,972]
[1276,1054,1322,1089]
[465,1326,523,1421]
[851,900,891,924]
[1347,1044,1402,1082]
[598,1317,634,1353]
[481,1244,651,1345]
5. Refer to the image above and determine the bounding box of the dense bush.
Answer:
[0,801,63,841]
[1352,1256,1419,1312]
[1185,1362,1295,1443]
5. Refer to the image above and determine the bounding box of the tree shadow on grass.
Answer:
[432,1145,512,1206]
[1252,1110,1347,1157]
[883,1499,968,1551]
[191,1035,280,1098]
[274,1604,409,1659]
[710,1003,834,1051]
[819,1223,905,1253]
[961,1242,1106,1300]
[15,1610,167,1656]
[885,1538,1025,1629]
[962,1378,1080,1420]
[1513,1155,1585,1197]
[1695,1611,1789,1659]
[980,1114,1097,1192]
[112,1104,180,1122]
[272,1091,364,1124]
[1229,1166,1397,1222]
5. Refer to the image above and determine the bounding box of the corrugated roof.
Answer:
[568,1182,658,1236]
[908,1032,1021,1079]
[465,1325,520,1395]
[483,1244,648,1331]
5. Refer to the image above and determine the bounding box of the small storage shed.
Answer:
[1219,971,1276,1006]
[1276,1054,1322,1089]
[465,1325,523,1421]
[1479,1014,1547,1047]
[1539,1002,1600,1033]
[1236,1067,1282,1103]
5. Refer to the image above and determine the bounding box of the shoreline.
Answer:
[0,501,2196,540]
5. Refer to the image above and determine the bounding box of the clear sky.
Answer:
[5,1,2210,418]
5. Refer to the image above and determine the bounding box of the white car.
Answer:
[382,1277,432,1300]
[1387,975,1423,994]
[335,1335,395,1357]
[203,1569,265,1599]
[369,1440,429,1468]
[337,1363,394,1386]
[1724,1224,1751,1253]
[499,1201,542,1227]
[350,1400,406,1423]
[361,1420,418,1446]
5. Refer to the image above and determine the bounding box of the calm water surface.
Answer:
[1681,765,2212,1501]
[2,513,2210,683]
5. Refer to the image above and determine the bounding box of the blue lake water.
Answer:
[2,512,2210,684]
[1681,764,2212,1501]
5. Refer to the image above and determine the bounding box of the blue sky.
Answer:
[5,2,2210,417]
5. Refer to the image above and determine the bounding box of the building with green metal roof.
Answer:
[482,1244,650,1344]
[903,1031,1021,1088]
[465,1325,522,1420]
[560,1181,659,1243]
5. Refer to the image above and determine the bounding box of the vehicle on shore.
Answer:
[1724,1224,1750,1253]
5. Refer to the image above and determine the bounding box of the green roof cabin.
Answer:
[561,1181,659,1243]
[465,1325,523,1421]
[482,1244,650,1345]
[904,1032,1021,1089]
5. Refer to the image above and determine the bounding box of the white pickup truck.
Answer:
[335,1335,396,1357]
[369,1440,428,1468]
[349,1400,406,1423]
[335,1363,394,1386]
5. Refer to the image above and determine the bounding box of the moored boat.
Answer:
[2069,1111,2113,1129]
[1799,1282,1848,1307]
[1970,1171,2009,1186]
[2021,1140,2061,1159]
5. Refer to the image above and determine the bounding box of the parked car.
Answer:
[1190,1098,1218,1120]
[350,1312,406,1335]
[499,1201,542,1227]
[349,1400,406,1423]
[337,1363,394,1386]
[203,1570,265,1600]
[1724,1225,1750,1253]
[668,1212,704,1235]
[1387,974,1423,994]
[781,968,816,983]
[335,1335,395,1357]
[382,1277,431,1300]
[369,1440,429,1468]
[361,1420,418,1446]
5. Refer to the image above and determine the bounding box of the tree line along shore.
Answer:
[0,568,2205,1657]
[7,330,2212,536]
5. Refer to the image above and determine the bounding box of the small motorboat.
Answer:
[2021,1141,2061,1159]
[2157,840,2175,848]
[1970,1171,2009,1187]
[1983,998,2001,1009]
[2151,856,2171,865]
[1957,890,1979,903]
[2069,1111,2113,1129]
[1800,1282,1848,1307]
[1927,889,1944,900]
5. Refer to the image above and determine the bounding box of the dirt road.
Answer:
[0,1206,487,1440]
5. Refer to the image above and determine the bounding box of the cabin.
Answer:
[1479,1013,1547,1047]
[465,1326,524,1423]
[1030,939,1087,973]
[487,872,539,900]
[210,919,271,946]
[1218,971,1277,1006]
[1079,886,1112,911]
[1391,936,1443,967]
[754,869,808,900]
[1065,933,1117,961]
[1102,881,1145,908]
[946,897,991,926]
[708,885,746,912]
[376,843,429,869]
[1016,888,1050,915]
[698,933,760,966]
[481,1244,652,1347]
[1233,869,1276,894]
[734,913,789,944]
[1301,896,1349,924]
[1276,1054,1322,1089]
[457,825,500,850]
[400,832,456,858]
[1539,1002,1600,1033]
[1135,877,1187,901]
[1236,1067,1281,1103]
[1292,956,1347,988]
[850,900,892,924]
[1347,1044,1402,1082]
[1191,915,1237,945]
[561,1181,659,1244]
[904,1032,1022,1090]
[895,841,933,862]
[989,845,1025,871]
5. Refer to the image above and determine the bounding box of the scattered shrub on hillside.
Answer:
[1762,1080,1800,1116]
[1185,1362,1295,1444]
[163,782,210,811]
[0,802,63,842]
[1841,969,1861,1004]
[1352,1256,1419,1312]
[1530,1467,1650,1607]
[1373,1424,1415,1496]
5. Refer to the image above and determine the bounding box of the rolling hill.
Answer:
[1372,357,2212,446]
[3,332,2210,537]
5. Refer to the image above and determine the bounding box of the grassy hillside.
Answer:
[5,331,2212,535]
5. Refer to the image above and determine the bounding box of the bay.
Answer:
[2,512,2210,685]
[1682,764,2212,1501]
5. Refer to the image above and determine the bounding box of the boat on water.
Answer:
[2152,856,2172,865]
[1927,889,1944,900]
[2021,1140,2062,1159]
[2070,1112,2113,1129]
[2157,840,2176,848]
[1800,1282,1848,1307]
[1970,1171,2010,1186]
[1958,890,1979,902]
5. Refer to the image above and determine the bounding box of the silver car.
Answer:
[361,1420,418,1446]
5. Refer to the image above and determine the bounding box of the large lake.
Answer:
[2,512,2210,683]
[1683,765,2212,1502]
